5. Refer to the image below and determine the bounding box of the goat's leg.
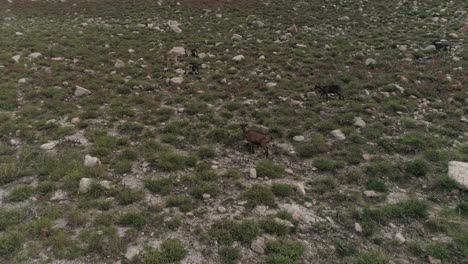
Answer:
[261,142,269,158]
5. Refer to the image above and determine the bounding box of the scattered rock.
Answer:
[294,182,306,196]
[114,59,125,68]
[232,55,245,61]
[266,82,277,88]
[353,117,366,128]
[338,16,350,21]
[84,155,101,167]
[422,45,436,51]
[202,193,211,200]
[251,237,266,254]
[40,141,58,150]
[50,190,68,201]
[285,168,294,175]
[74,85,91,97]
[79,178,92,193]
[365,58,376,66]
[169,77,184,86]
[364,190,379,198]
[231,34,242,41]
[293,136,305,142]
[28,52,42,59]
[168,47,185,56]
[100,180,112,190]
[249,168,257,179]
[217,206,227,213]
[448,161,468,189]
[428,256,442,264]
[125,245,141,260]
[11,55,21,63]
[395,232,406,244]
[355,223,363,233]
[330,129,346,141]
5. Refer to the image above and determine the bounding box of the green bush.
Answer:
[244,185,276,208]
[166,195,193,212]
[265,239,304,264]
[118,211,147,229]
[219,247,241,264]
[142,239,187,264]
[271,183,294,198]
[0,232,22,256]
[405,159,429,177]
[256,160,284,179]
[7,185,34,202]
[145,177,174,195]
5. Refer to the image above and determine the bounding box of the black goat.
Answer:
[432,40,451,51]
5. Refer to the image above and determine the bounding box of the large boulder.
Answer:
[448,161,468,189]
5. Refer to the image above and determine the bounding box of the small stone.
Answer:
[294,182,306,196]
[217,206,227,213]
[395,232,406,244]
[448,33,458,39]
[364,190,379,198]
[114,59,125,68]
[169,77,184,86]
[249,168,257,179]
[50,190,68,201]
[266,82,277,88]
[448,161,468,189]
[231,34,242,41]
[251,237,266,254]
[168,47,186,56]
[74,85,91,97]
[355,223,363,233]
[353,117,366,128]
[79,178,92,193]
[169,25,182,33]
[100,180,112,190]
[428,256,442,264]
[71,117,81,124]
[285,168,294,175]
[423,45,436,51]
[338,16,350,21]
[125,245,140,260]
[84,155,101,167]
[11,55,21,63]
[293,136,305,142]
[330,129,346,141]
[202,193,211,200]
[28,52,42,59]
[40,141,58,150]
[18,78,28,84]
[232,55,245,61]
[365,58,376,66]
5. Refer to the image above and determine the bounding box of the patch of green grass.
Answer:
[265,239,304,264]
[426,242,449,260]
[295,134,328,158]
[196,146,216,159]
[118,211,147,229]
[0,209,23,231]
[166,195,193,212]
[7,185,34,202]
[310,176,336,194]
[80,226,121,256]
[142,239,187,264]
[116,188,144,205]
[219,246,241,264]
[157,151,197,172]
[313,157,340,172]
[244,185,276,208]
[228,220,260,243]
[366,178,388,193]
[145,177,174,195]
[404,159,429,177]
[347,251,388,264]
[260,219,292,236]
[0,232,22,257]
[271,183,295,198]
[256,160,284,179]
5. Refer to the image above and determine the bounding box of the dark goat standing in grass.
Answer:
[314,84,344,100]
[240,124,272,158]
[432,40,451,51]
[188,63,200,75]
[186,48,199,58]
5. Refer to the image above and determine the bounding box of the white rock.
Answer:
[18,78,28,84]
[114,59,125,68]
[50,190,68,201]
[11,55,21,63]
[170,25,182,33]
[255,21,265,27]
[365,58,376,66]
[330,129,346,141]
[448,33,458,39]
[251,237,265,254]
[169,77,184,86]
[353,117,366,128]
[364,190,379,198]
[395,232,406,244]
[285,168,294,175]
[249,168,257,179]
[79,178,92,193]
[84,155,101,167]
[232,34,242,41]
[217,206,227,213]
[74,85,91,97]
[40,141,58,150]
[125,245,141,260]
[293,135,305,142]
[266,82,277,88]
[100,180,111,189]
[355,223,363,233]
[232,55,245,61]
[423,45,436,51]
[28,52,42,59]
[338,16,350,21]
[294,182,306,196]
[202,193,211,200]
[168,47,186,56]
[393,84,405,93]
[448,161,468,189]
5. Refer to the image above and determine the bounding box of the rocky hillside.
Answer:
[0,0,467,263]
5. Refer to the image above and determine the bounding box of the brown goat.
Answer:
[240,124,272,158]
